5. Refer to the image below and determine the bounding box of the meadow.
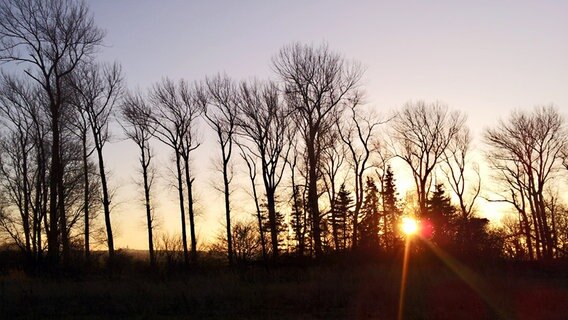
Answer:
[1,253,567,319]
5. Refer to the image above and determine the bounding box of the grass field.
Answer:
[1,255,567,319]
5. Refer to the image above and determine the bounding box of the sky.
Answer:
[85,1,568,249]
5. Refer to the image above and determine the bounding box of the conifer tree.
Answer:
[381,166,402,251]
[290,185,308,256]
[260,200,286,255]
[330,184,353,251]
[426,184,457,247]
[359,177,380,249]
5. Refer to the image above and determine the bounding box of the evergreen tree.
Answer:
[260,199,286,255]
[426,184,457,247]
[330,184,353,251]
[359,177,380,250]
[289,185,307,256]
[381,166,402,251]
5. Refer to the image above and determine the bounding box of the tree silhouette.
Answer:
[69,62,123,262]
[359,177,380,250]
[236,80,290,259]
[200,74,239,265]
[391,101,465,218]
[485,105,568,260]
[0,0,105,266]
[426,184,457,248]
[120,90,157,266]
[273,43,362,257]
[150,78,199,267]
[381,166,402,251]
[330,184,353,251]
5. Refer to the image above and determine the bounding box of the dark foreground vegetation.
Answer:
[1,251,568,319]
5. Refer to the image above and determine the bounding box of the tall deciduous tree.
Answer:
[321,131,346,252]
[0,0,105,265]
[150,78,199,266]
[200,74,239,264]
[237,143,268,262]
[442,126,482,250]
[120,91,157,266]
[273,43,362,257]
[485,105,567,260]
[70,62,122,261]
[0,75,37,260]
[236,80,290,258]
[338,102,383,249]
[66,95,93,261]
[391,101,465,217]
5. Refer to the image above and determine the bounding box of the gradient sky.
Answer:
[85,1,568,249]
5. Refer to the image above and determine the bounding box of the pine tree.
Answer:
[260,199,286,255]
[381,166,402,251]
[330,184,352,251]
[359,177,380,250]
[289,185,306,256]
[426,184,457,247]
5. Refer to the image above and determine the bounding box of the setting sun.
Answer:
[401,217,419,236]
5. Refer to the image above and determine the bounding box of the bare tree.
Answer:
[321,129,347,251]
[443,127,480,220]
[391,101,465,217]
[442,125,482,250]
[178,87,201,264]
[272,43,362,257]
[286,132,310,256]
[66,98,94,260]
[120,90,157,266]
[199,74,239,264]
[150,78,200,266]
[69,62,122,261]
[0,0,105,264]
[232,220,261,263]
[338,100,383,248]
[236,80,290,258]
[237,143,268,262]
[0,75,37,259]
[485,105,567,259]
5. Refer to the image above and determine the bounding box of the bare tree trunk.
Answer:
[48,111,61,265]
[222,154,233,265]
[265,188,279,258]
[20,140,31,259]
[82,133,90,261]
[175,152,189,267]
[183,159,197,263]
[121,90,157,267]
[95,144,114,261]
[253,182,267,263]
[141,147,155,267]
[239,145,267,262]
[59,164,68,266]
[307,134,322,257]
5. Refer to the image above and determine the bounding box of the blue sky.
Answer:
[86,0,568,249]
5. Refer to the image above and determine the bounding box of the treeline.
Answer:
[0,0,567,271]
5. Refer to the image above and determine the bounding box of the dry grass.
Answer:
[0,258,567,319]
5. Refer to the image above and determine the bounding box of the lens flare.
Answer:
[401,217,418,235]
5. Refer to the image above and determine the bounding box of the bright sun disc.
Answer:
[401,217,418,235]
